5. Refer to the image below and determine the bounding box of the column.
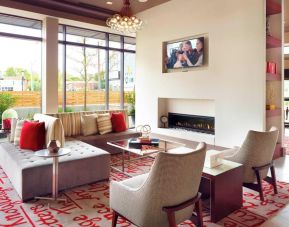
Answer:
[42,17,58,113]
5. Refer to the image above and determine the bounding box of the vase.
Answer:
[47,140,60,153]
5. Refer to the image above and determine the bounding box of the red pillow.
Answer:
[2,118,12,130]
[111,112,127,132]
[19,121,46,151]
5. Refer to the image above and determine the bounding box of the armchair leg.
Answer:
[163,193,203,227]
[270,165,278,194]
[111,210,119,227]
[255,169,265,201]
[166,211,176,227]
[195,199,203,227]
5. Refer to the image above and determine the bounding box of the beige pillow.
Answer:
[14,119,25,146]
[9,118,18,143]
[81,114,98,136]
[97,113,112,135]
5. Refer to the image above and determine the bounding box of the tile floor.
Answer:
[260,154,289,226]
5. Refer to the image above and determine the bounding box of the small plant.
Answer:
[58,106,74,113]
[0,93,17,122]
[125,91,135,116]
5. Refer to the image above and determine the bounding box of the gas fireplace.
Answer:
[168,112,215,134]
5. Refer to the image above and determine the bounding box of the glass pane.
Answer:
[124,52,136,128]
[109,34,121,49]
[65,26,106,46]
[66,43,107,111]
[124,36,136,51]
[109,51,121,109]
[86,47,107,110]
[58,44,64,112]
[0,36,42,119]
[0,14,41,38]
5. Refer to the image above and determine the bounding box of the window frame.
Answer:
[59,24,136,112]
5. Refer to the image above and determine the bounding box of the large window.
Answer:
[0,14,42,119]
[58,25,136,122]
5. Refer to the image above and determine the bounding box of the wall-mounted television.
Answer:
[165,36,205,70]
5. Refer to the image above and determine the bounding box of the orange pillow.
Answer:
[19,121,45,151]
[111,112,127,132]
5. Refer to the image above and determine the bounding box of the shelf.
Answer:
[266,73,281,81]
[266,35,281,48]
[266,108,281,118]
[266,0,281,16]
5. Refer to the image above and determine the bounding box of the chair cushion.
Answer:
[81,114,98,136]
[19,121,46,151]
[97,113,112,135]
[111,112,127,133]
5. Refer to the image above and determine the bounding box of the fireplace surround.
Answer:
[168,112,215,134]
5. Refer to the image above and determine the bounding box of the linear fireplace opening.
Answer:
[168,112,215,134]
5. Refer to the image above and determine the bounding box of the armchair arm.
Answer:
[221,146,240,160]
[110,176,149,224]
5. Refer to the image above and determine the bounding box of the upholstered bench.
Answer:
[0,140,110,201]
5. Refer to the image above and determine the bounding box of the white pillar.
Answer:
[42,17,58,113]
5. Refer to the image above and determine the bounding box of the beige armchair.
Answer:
[224,127,279,201]
[110,142,206,227]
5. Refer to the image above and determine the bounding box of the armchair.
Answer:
[224,127,279,201]
[110,142,206,227]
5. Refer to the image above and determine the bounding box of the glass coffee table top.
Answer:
[108,137,185,156]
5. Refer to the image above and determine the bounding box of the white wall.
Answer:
[135,0,266,147]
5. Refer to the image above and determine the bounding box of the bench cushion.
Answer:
[0,140,110,201]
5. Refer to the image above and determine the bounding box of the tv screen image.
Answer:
[165,37,204,69]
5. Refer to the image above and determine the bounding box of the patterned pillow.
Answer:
[14,119,25,146]
[97,113,112,135]
[81,114,98,136]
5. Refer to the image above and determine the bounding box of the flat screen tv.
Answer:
[165,36,204,69]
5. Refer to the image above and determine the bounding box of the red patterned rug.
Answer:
[1,155,289,227]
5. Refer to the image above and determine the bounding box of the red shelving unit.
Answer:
[266,0,281,16]
[266,35,281,48]
[266,108,281,118]
[266,73,281,81]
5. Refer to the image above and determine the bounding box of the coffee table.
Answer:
[108,138,185,176]
[35,148,71,201]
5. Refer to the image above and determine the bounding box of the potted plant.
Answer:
[0,93,17,125]
[125,91,135,126]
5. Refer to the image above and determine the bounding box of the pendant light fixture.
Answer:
[106,0,143,33]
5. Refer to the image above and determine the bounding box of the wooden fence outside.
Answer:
[3,91,132,107]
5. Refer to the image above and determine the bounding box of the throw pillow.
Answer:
[97,113,112,135]
[111,112,127,132]
[14,119,25,146]
[2,118,11,130]
[81,114,98,136]
[9,118,18,143]
[19,121,45,151]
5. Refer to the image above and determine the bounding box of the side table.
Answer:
[35,148,71,201]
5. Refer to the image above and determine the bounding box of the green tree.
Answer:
[3,67,41,91]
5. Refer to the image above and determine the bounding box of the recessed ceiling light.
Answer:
[138,0,148,2]
[106,1,113,5]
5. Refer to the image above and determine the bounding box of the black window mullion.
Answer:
[105,33,109,110]
[120,36,124,109]
[62,25,67,113]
